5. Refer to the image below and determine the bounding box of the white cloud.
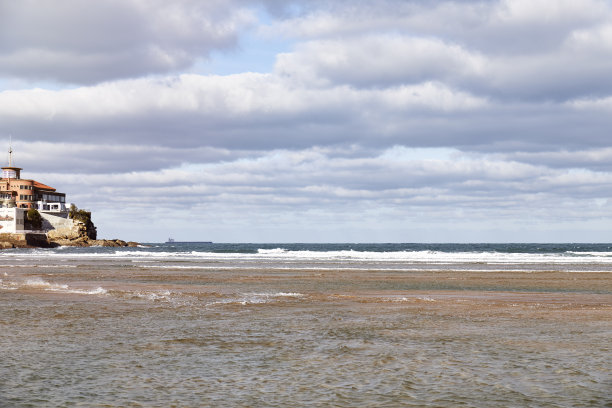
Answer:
[266,0,612,101]
[0,0,256,84]
[568,23,612,51]
[495,0,605,25]
[266,0,610,45]
[500,148,612,171]
[0,72,489,154]
[274,35,487,88]
[568,95,612,110]
[1,0,612,241]
[25,145,611,241]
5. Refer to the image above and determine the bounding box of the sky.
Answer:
[1,0,612,243]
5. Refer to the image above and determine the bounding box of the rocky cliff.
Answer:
[0,233,53,249]
[46,219,138,247]
[0,217,138,249]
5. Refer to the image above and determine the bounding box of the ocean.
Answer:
[1,243,610,407]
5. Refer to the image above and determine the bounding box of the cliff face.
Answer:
[0,211,138,249]
[0,233,52,249]
[46,219,93,246]
[46,219,137,247]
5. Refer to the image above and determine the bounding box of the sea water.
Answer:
[1,243,610,407]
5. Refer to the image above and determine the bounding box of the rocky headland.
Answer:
[46,219,139,247]
[0,217,138,249]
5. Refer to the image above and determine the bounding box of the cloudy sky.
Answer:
[1,0,612,242]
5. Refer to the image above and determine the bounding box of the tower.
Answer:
[2,140,22,179]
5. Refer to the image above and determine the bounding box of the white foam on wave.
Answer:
[257,248,288,255]
[239,292,305,305]
[24,277,69,290]
[566,251,612,256]
[247,249,612,264]
[66,287,108,295]
[205,298,248,306]
[0,277,109,296]
[0,280,16,290]
[206,292,305,307]
[4,247,612,266]
[131,290,173,302]
[250,292,304,298]
[384,295,436,303]
[192,248,612,264]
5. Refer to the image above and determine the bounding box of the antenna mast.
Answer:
[8,136,13,167]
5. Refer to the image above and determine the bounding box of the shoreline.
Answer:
[0,232,139,249]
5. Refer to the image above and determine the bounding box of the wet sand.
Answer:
[1,260,611,407]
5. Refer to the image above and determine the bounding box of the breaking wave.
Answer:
[4,248,612,264]
[0,277,108,295]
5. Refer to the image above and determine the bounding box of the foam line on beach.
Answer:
[0,277,108,296]
[6,248,612,264]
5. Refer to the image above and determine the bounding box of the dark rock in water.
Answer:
[89,239,131,247]
[26,233,58,248]
[0,233,59,248]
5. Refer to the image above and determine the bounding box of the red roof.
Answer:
[32,181,57,192]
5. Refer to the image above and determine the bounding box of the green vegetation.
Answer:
[69,204,97,240]
[69,204,91,224]
[26,208,43,230]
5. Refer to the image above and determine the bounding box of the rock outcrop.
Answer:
[0,213,138,249]
[0,233,55,249]
[46,220,138,247]
[46,220,93,246]
[90,239,140,247]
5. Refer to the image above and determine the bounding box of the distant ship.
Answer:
[166,238,212,244]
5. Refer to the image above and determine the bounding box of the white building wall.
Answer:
[40,211,73,231]
[0,208,25,233]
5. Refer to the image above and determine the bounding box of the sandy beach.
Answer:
[1,244,610,407]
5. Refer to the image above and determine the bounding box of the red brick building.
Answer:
[0,150,66,211]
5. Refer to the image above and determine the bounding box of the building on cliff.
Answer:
[0,145,135,247]
[0,145,66,211]
[0,145,71,234]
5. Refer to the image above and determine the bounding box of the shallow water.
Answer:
[1,244,611,407]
